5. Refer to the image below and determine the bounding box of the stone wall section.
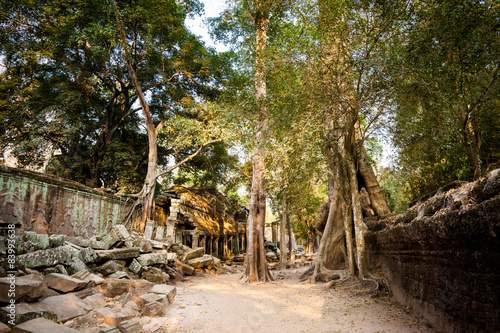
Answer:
[365,169,500,333]
[0,166,133,237]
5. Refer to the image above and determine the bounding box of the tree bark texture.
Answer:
[244,2,272,282]
[279,191,287,270]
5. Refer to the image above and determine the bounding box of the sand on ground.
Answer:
[163,267,433,333]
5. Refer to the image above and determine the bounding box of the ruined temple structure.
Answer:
[0,166,247,260]
[153,186,248,260]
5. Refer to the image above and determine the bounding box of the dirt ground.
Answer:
[162,266,434,333]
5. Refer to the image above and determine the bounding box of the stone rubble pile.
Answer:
[0,224,232,332]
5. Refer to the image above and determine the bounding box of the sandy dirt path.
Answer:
[163,267,433,333]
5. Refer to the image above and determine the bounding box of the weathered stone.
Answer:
[66,258,88,275]
[98,260,126,276]
[44,273,88,293]
[65,237,91,248]
[95,248,140,262]
[128,259,143,275]
[43,264,68,276]
[187,255,214,268]
[16,246,76,268]
[98,279,153,298]
[111,225,130,241]
[99,327,120,333]
[89,238,110,250]
[154,226,165,240]
[75,247,97,263]
[108,271,131,280]
[143,220,156,240]
[140,267,168,284]
[0,274,44,303]
[93,307,123,326]
[149,284,176,304]
[83,293,107,309]
[49,235,65,248]
[71,270,104,286]
[176,260,195,276]
[39,294,92,322]
[148,240,166,249]
[100,233,119,248]
[0,302,57,327]
[117,318,142,333]
[119,302,141,319]
[266,252,277,261]
[483,168,500,198]
[0,236,6,256]
[181,247,204,263]
[136,252,175,266]
[133,239,153,253]
[10,317,82,333]
[142,317,168,332]
[142,301,165,317]
[35,234,50,250]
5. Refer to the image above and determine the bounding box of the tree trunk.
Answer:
[355,122,391,216]
[115,3,157,232]
[287,213,295,264]
[279,191,287,270]
[245,4,272,282]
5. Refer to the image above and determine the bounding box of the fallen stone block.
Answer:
[140,267,169,284]
[136,252,170,266]
[16,246,76,268]
[111,225,130,241]
[0,302,57,327]
[66,257,88,276]
[39,294,93,322]
[117,318,142,333]
[94,307,126,326]
[149,284,176,304]
[89,238,110,250]
[83,293,107,309]
[98,279,153,298]
[35,234,50,250]
[187,255,214,269]
[44,273,88,293]
[71,270,104,286]
[133,239,153,253]
[65,237,91,248]
[0,274,44,303]
[155,226,165,240]
[176,260,195,276]
[49,235,65,248]
[43,264,68,276]
[108,271,131,280]
[10,317,82,333]
[181,247,204,263]
[143,220,156,240]
[148,240,167,249]
[137,293,169,308]
[141,301,164,317]
[128,259,143,275]
[100,233,119,248]
[76,247,97,263]
[98,260,126,276]
[95,248,140,262]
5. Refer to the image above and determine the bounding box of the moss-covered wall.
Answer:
[0,166,133,236]
[365,169,500,333]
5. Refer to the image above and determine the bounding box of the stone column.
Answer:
[144,220,157,240]
[235,233,240,254]
[191,231,199,248]
[213,237,219,258]
[165,220,177,244]
[155,226,165,240]
[199,235,206,253]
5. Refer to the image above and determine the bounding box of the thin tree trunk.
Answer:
[287,213,295,264]
[279,190,287,270]
[244,2,272,282]
[115,2,157,232]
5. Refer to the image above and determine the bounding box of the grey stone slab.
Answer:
[44,273,88,293]
[181,247,204,263]
[95,248,140,262]
[0,274,44,303]
[16,246,76,268]
[11,317,83,333]
[39,294,92,322]
[149,284,176,303]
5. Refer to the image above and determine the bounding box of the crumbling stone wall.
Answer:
[365,169,500,333]
[0,166,133,237]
